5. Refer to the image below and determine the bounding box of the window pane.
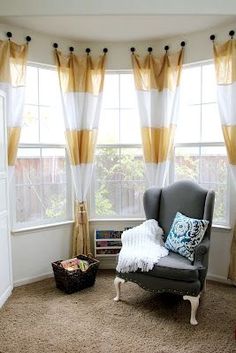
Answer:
[102,74,119,109]
[97,110,119,144]
[20,105,39,143]
[199,147,228,224]
[175,147,200,181]
[16,185,42,224]
[120,109,141,144]
[202,64,217,103]
[201,103,223,142]
[39,106,64,144]
[25,66,38,105]
[43,183,67,220]
[181,66,201,105]
[199,147,227,184]
[39,68,60,106]
[15,147,68,226]
[120,74,137,108]
[175,105,201,143]
[93,147,145,218]
[16,148,41,185]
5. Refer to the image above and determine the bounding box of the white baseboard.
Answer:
[207,273,232,285]
[0,285,12,308]
[14,272,53,287]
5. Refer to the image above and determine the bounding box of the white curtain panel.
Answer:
[131,49,184,187]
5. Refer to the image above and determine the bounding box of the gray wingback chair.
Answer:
[114,180,215,325]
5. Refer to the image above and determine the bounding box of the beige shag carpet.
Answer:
[0,270,235,353]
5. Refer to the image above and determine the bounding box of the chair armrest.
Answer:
[193,238,210,268]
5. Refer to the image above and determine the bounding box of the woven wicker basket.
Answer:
[52,254,100,294]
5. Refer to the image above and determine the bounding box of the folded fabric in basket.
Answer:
[61,258,89,272]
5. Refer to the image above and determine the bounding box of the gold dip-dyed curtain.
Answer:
[131,47,184,187]
[213,38,236,283]
[0,39,28,179]
[55,49,106,256]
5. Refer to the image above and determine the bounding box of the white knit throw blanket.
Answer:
[116,219,169,273]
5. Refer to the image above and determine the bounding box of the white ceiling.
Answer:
[1,15,236,42]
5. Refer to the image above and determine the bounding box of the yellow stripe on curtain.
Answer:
[222,125,236,165]
[132,49,184,92]
[213,40,236,85]
[65,129,97,165]
[55,51,106,94]
[141,125,176,163]
[8,127,21,166]
[0,40,28,85]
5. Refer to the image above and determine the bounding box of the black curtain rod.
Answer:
[53,43,108,54]
[6,32,31,42]
[130,41,185,53]
[210,30,235,41]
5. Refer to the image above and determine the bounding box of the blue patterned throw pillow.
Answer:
[165,212,209,261]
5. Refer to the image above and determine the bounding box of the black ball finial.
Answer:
[6,32,12,39]
[85,48,91,54]
[180,41,185,47]
[130,47,135,53]
[103,48,108,54]
[210,34,215,41]
[164,45,169,52]
[26,36,31,42]
[229,30,235,39]
[53,43,58,49]
[147,47,153,53]
[69,46,74,52]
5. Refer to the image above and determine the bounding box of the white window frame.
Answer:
[89,70,146,220]
[12,63,73,230]
[172,60,231,227]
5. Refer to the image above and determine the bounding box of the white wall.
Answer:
[0,19,235,285]
[12,223,73,286]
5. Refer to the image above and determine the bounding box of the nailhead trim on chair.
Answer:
[118,275,199,297]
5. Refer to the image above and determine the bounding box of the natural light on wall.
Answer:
[13,65,72,228]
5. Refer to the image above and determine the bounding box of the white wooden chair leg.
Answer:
[114,276,125,302]
[183,294,200,325]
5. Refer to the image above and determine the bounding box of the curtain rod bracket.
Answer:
[210,34,215,42]
[6,32,12,40]
[229,30,235,39]
[164,45,169,52]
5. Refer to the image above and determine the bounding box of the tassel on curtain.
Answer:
[212,32,236,282]
[0,35,29,179]
[54,45,107,256]
[131,44,184,187]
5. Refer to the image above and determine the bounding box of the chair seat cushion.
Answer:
[147,251,199,282]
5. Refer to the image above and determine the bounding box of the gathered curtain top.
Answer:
[55,51,106,94]
[0,40,28,85]
[131,48,184,92]
[213,39,236,85]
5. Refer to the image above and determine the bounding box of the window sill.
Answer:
[11,220,74,234]
[89,218,232,232]
[89,218,146,223]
